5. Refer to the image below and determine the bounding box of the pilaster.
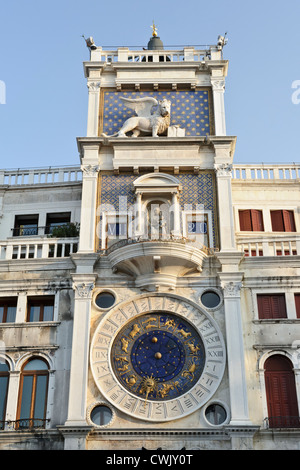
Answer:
[79,158,100,253]
[86,80,101,137]
[211,78,226,136]
[218,268,251,426]
[64,273,97,428]
[212,137,236,253]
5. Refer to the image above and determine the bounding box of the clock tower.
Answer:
[62,28,257,450]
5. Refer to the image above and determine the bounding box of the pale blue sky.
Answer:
[0,0,299,168]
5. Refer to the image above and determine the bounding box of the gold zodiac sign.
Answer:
[164,318,176,329]
[158,382,174,398]
[182,358,196,381]
[187,340,200,355]
[115,356,129,364]
[142,317,157,329]
[121,337,129,353]
[117,363,129,373]
[129,323,141,339]
[178,328,192,339]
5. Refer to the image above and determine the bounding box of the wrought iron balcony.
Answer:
[0,418,50,431]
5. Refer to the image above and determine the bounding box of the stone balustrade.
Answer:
[232,164,300,181]
[0,237,78,260]
[0,166,82,186]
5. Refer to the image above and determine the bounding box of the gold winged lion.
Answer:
[102,96,171,138]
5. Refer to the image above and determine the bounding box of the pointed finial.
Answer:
[151,21,158,37]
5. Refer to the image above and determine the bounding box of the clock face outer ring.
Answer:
[90,293,226,422]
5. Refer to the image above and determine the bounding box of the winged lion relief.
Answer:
[102,96,171,138]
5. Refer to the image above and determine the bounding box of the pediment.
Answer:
[133,172,180,189]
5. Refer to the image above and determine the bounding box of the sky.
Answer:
[0,0,299,169]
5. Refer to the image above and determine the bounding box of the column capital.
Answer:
[214,162,232,177]
[218,272,244,298]
[72,273,97,299]
[81,164,100,177]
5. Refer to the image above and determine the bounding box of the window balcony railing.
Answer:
[0,418,50,431]
[264,416,300,429]
[236,235,300,258]
[12,224,71,237]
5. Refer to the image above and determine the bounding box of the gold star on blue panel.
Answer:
[101,90,212,136]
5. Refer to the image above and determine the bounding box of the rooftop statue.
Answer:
[102,96,171,138]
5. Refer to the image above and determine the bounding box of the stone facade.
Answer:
[0,35,299,451]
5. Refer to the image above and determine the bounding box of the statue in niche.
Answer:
[102,96,171,138]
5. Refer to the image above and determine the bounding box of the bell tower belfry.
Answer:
[63,28,256,450]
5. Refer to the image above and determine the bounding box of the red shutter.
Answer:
[282,210,296,232]
[251,210,264,231]
[295,294,300,319]
[239,210,252,231]
[257,294,287,319]
[271,295,287,318]
[265,356,299,427]
[271,210,284,231]
[257,295,272,319]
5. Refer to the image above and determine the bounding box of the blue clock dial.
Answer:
[111,313,205,401]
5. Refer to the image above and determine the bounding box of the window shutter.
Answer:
[282,210,296,232]
[239,210,252,231]
[271,210,284,231]
[265,356,299,427]
[257,294,287,319]
[251,210,264,231]
[295,294,300,319]
[271,295,287,319]
[257,295,272,319]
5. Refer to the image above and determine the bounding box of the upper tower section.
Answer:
[82,28,229,141]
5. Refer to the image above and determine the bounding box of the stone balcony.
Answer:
[103,236,213,289]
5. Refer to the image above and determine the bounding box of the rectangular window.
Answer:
[239,210,264,231]
[295,294,300,319]
[270,210,296,232]
[27,296,54,322]
[0,298,17,323]
[257,294,287,319]
[13,215,39,236]
[45,212,71,235]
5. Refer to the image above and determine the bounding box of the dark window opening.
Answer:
[13,215,39,236]
[45,212,71,235]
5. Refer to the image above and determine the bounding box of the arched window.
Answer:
[265,355,300,428]
[0,362,9,429]
[17,358,49,429]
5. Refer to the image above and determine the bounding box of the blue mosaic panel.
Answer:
[101,90,212,137]
[99,172,217,247]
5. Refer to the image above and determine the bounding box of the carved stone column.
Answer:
[64,274,97,429]
[219,272,251,426]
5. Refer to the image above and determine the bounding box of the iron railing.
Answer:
[0,418,50,431]
[264,416,300,429]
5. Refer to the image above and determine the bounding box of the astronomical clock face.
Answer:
[90,294,226,422]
